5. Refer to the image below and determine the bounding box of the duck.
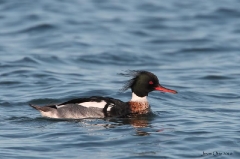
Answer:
[30,70,177,119]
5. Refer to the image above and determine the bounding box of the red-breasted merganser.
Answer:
[30,70,177,119]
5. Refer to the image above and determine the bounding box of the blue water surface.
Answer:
[0,0,240,158]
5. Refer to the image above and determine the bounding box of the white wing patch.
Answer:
[79,100,107,109]
[56,100,114,111]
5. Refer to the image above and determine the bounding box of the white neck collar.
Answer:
[131,92,148,102]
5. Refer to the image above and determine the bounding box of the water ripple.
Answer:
[18,23,56,34]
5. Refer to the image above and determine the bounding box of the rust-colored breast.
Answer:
[128,101,150,114]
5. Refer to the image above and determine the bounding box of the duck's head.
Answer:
[121,70,177,97]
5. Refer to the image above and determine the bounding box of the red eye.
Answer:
[149,81,153,85]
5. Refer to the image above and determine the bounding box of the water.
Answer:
[1,0,240,158]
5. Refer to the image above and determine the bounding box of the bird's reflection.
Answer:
[105,114,155,136]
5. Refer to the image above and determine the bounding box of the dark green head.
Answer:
[120,70,177,97]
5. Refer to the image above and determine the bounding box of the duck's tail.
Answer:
[29,104,41,110]
[29,104,55,112]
